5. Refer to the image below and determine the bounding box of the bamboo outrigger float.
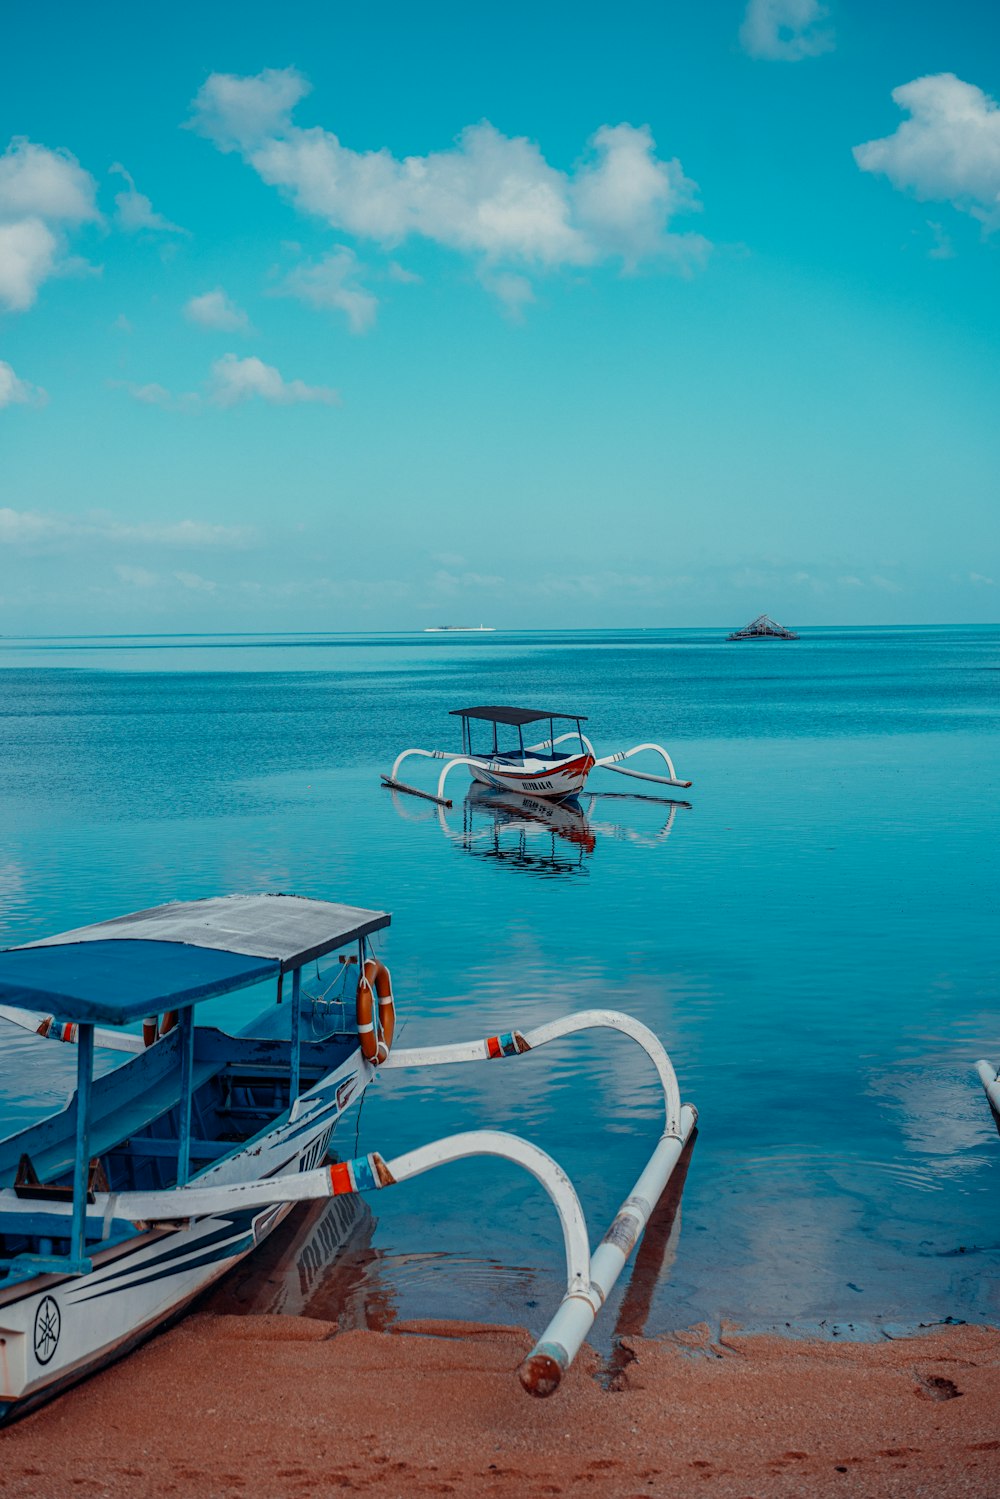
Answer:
[0,894,695,1418]
[381,705,692,808]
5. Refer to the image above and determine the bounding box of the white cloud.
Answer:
[125,381,175,407]
[115,564,158,588]
[0,359,47,408]
[110,163,187,235]
[0,137,99,311]
[854,74,1000,230]
[0,138,98,221]
[387,260,422,284]
[278,248,378,332]
[187,67,310,153]
[107,517,252,547]
[185,287,252,332]
[0,507,60,542]
[739,0,834,61]
[970,571,996,586]
[173,569,217,591]
[478,268,535,320]
[209,353,339,407]
[0,507,252,550]
[189,68,708,303]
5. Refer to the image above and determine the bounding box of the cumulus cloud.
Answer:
[0,137,99,311]
[739,0,834,61]
[185,287,252,332]
[0,507,252,550]
[209,353,339,406]
[854,74,1000,229]
[110,163,187,235]
[277,248,377,332]
[0,359,47,407]
[188,68,708,304]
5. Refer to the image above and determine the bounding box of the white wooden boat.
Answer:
[0,893,696,1417]
[381,704,691,807]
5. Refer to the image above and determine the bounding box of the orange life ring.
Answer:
[356,959,394,1064]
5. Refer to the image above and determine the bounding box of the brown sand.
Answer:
[2,1316,998,1498]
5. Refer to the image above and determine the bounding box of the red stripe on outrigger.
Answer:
[329,1161,355,1195]
[486,1035,503,1059]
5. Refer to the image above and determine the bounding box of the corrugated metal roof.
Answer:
[13,894,390,973]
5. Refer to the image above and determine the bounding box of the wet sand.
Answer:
[3,1316,998,1497]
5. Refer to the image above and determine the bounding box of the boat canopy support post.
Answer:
[290,966,302,1103]
[977,1059,1000,1118]
[594,743,692,790]
[70,1022,94,1272]
[176,1008,195,1185]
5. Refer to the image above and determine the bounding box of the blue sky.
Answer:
[1,0,998,631]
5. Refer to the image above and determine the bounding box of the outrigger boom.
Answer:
[381,705,691,807]
[0,896,695,1416]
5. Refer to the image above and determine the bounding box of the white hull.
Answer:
[0,1051,367,1422]
[469,752,595,801]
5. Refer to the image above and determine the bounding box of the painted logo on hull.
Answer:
[33,1296,60,1365]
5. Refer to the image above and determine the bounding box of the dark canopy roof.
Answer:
[0,894,391,1025]
[450,706,587,726]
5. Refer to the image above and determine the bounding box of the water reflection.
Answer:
[205,1193,396,1329]
[389,783,691,880]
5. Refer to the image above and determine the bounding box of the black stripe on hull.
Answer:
[0,1203,295,1426]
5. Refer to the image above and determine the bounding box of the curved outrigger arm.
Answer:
[4,1009,696,1398]
[977,1059,1000,1117]
[381,748,497,808]
[528,732,692,791]
[380,1007,683,1137]
[2,1113,696,1400]
[593,743,691,790]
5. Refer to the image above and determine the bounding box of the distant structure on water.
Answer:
[726,613,799,641]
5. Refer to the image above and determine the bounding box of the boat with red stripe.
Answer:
[381,704,692,807]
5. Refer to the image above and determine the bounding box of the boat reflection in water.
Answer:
[389,781,692,880]
[204,1190,397,1330]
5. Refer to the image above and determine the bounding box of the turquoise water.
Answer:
[1,626,997,1342]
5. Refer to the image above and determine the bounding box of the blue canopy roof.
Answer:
[0,940,280,1026]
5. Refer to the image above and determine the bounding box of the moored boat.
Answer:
[0,892,696,1414]
[381,704,692,807]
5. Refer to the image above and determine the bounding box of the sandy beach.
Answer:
[3,1316,997,1498]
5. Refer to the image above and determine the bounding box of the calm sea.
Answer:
[1,626,997,1343]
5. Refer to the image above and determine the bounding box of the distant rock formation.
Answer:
[726,613,799,641]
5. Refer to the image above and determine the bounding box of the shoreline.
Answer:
[3,1314,998,1497]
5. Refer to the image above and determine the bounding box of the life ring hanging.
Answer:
[356,959,394,1065]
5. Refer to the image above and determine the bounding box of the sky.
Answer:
[1,0,998,632]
